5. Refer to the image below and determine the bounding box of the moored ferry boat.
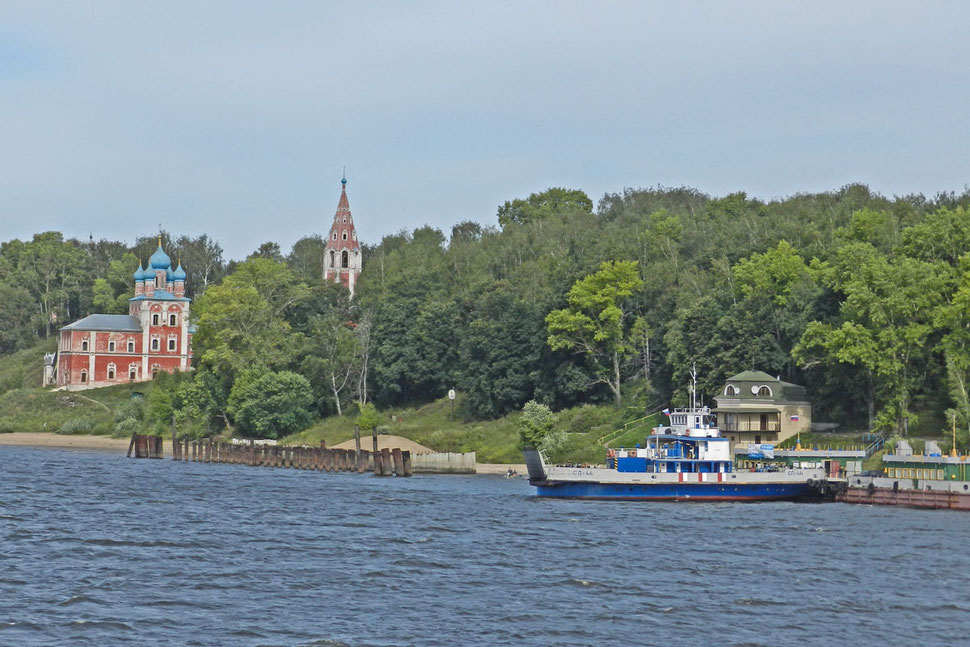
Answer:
[525,375,825,501]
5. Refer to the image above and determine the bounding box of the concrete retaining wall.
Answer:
[409,451,476,474]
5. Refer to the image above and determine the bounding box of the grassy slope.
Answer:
[0,340,148,436]
[0,342,659,462]
[283,400,652,465]
[283,396,523,463]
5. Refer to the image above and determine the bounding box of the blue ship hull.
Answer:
[534,480,817,501]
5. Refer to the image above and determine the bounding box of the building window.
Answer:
[168,339,176,351]
[81,340,89,351]
[342,231,347,240]
[129,369,136,381]
[107,364,116,380]
[169,313,177,326]
[329,250,335,268]
[342,250,349,268]
[151,338,159,351]
[80,371,87,383]
[724,385,738,396]
[756,385,772,397]
[109,341,115,352]
[152,314,160,326]
[128,340,134,353]
[332,232,337,240]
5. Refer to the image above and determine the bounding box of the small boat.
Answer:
[524,371,824,501]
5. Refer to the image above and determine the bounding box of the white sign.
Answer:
[448,389,456,400]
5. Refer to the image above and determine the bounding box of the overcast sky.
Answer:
[2,1,968,260]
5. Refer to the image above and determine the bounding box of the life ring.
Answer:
[607,449,615,458]
[628,450,637,458]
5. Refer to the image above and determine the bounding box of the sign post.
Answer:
[448,388,456,420]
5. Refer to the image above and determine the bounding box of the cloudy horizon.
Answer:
[2,1,968,259]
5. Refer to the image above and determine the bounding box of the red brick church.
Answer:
[47,240,194,390]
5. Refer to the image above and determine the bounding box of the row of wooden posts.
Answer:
[128,425,413,477]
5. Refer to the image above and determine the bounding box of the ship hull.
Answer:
[533,480,818,501]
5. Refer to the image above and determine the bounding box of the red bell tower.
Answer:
[324,175,362,296]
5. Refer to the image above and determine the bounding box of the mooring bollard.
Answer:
[392,448,404,476]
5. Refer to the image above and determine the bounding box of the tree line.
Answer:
[3,183,970,445]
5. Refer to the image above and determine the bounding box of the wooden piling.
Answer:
[392,448,404,476]
[171,414,178,460]
[127,432,136,458]
[402,450,412,477]
[380,448,391,476]
[354,424,361,471]
[373,429,382,475]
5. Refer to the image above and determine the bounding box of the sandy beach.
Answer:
[0,432,527,474]
[0,432,132,452]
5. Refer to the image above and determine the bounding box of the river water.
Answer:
[1,445,967,647]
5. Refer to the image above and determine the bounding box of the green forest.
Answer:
[3,183,970,455]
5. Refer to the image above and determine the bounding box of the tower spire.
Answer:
[324,175,362,296]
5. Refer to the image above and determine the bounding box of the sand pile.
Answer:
[329,434,433,454]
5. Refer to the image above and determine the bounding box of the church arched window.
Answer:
[329,251,335,268]
[341,250,349,268]
[332,232,337,240]
[342,231,347,240]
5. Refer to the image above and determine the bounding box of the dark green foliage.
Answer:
[228,369,314,439]
[6,182,970,451]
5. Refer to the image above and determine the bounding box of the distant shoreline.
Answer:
[0,432,527,474]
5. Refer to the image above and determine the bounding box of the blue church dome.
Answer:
[172,263,187,281]
[149,244,172,270]
[133,263,146,282]
[166,267,174,282]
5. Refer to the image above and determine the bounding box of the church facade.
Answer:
[323,176,362,296]
[49,241,194,391]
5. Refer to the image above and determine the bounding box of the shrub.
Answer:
[57,417,95,435]
[114,398,145,422]
[518,400,556,447]
[228,370,315,439]
[113,417,143,438]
